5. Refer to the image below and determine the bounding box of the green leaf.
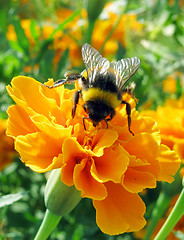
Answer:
[49,9,81,40]
[56,48,69,77]
[12,17,30,56]
[30,19,39,44]
[140,40,176,61]
[0,6,8,33]
[34,39,53,64]
[0,192,27,208]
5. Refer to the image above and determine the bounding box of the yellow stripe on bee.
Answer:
[82,88,121,109]
[81,69,88,79]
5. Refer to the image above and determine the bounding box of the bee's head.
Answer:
[83,101,114,125]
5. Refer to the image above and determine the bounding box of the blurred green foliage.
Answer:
[0,0,184,239]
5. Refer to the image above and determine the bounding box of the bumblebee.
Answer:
[43,43,140,135]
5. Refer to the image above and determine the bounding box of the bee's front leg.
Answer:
[42,79,66,88]
[72,90,82,118]
[104,109,115,128]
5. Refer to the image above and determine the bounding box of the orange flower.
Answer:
[141,96,184,162]
[92,12,143,56]
[7,19,40,47]
[169,0,184,8]
[6,5,142,67]
[0,119,17,171]
[6,76,180,235]
[163,72,183,94]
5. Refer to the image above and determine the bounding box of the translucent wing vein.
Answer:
[110,57,140,89]
[81,43,110,85]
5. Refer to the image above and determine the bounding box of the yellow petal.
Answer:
[15,132,64,172]
[174,141,184,160]
[61,137,88,186]
[93,182,146,235]
[7,76,64,124]
[91,145,129,183]
[74,158,107,200]
[123,133,160,178]
[158,144,181,183]
[6,105,37,138]
[122,167,156,193]
[31,114,72,140]
[92,129,118,156]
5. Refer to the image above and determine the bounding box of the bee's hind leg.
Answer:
[72,90,82,118]
[121,100,134,136]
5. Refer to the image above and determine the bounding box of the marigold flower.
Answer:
[6,4,142,68]
[6,76,180,235]
[141,96,184,162]
[0,119,17,171]
[92,12,143,55]
[163,72,183,94]
[7,19,40,47]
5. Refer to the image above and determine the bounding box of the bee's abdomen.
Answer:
[82,88,121,109]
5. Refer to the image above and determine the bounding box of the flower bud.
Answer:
[45,169,81,216]
[84,0,106,22]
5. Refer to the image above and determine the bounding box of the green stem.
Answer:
[144,192,171,240]
[86,20,95,44]
[34,209,61,240]
[154,188,184,240]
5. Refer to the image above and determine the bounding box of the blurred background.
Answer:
[0,0,184,239]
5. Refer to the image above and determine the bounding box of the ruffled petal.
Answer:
[6,105,37,138]
[122,167,156,193]
[15,132,64,172]
[173,141,184,160]
[123,133,160,178]
[61,137,89,186]
[91,145,129,183]
[31,114,72,140]
[132,116,160,143]
[92,129,118,156]
[93,181,146,235]
[74,158,107,200]
[6,76,64,124]
[157,144,181,183]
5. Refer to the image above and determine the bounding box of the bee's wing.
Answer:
[81,43,110,85]
[110,57,140,90]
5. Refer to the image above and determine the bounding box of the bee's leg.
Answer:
[42,79,66,88]
[105,109,116,128]
[121,100,134,136]
[72,90,82,118]
[104,120,108,129]
[83,117,90,131]
[42,74,83,89]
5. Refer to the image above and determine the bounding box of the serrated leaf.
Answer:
[0,192,27,208]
